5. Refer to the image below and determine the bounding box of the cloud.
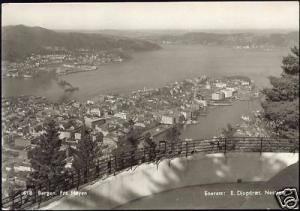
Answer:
[2,2,299,30]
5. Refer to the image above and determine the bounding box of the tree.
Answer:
[262,46,299,138]
[115,119,143,154]
[71,128,103,181]
[144,132,157,148]
[166,125,181,142]
[144,132,157,161]
[117,127,143,154]
[27,118,67,190]
[165,125,181,151]
[221,123,237,151]
[221,123,236,138]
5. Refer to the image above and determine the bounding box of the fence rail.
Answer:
[2,137,299,210]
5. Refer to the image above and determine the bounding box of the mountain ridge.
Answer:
[145,31,299,47]
[2,25,162,62]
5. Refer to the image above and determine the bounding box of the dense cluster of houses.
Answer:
[2,49,123,78]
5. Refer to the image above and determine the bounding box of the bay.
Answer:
[2,45,289,102]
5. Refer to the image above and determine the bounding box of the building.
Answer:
[215,82,227,88]
[135,122,146,128]
[73,102,80,108]
[86,100,94,105]
[180,110,192,120]
[59,131,71,140]
[114,112,127,120]
[220,89,235,98]
[241,81,250,86]
[85,117,106,129]
[161,115,176,125]
[74,133,81,141]
[212,92,225,101]
[89,108,101,117]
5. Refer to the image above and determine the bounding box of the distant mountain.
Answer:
[144,31,299,47]
[2,25,161,62]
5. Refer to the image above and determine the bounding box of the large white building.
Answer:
[220,89,233,98]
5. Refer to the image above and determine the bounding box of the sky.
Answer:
[2,2,299,30]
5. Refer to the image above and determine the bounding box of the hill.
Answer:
[145,31,299,47]
[2,25,161,62]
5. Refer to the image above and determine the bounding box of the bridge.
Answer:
[2,137,299,210]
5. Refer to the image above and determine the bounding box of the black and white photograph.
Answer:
[1,1,299,210]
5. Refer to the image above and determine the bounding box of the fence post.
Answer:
[12,194,15,210]
[96,160,100,177]
[224,138,227,154]
[185,142,188,157]
[154,145,157,160]
[77,171,80,190]
[150,146,155,161]
[159,141,166,155]
[260,137,263,155]
[114,155,117,175]
[84,168,88,183]
[130,152,134,170]
[20,193,22,207]
[178,143,182,155]
[108,157,111,174]
[38,184,42,208]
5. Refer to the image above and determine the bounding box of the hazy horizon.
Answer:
[2,2,299,31]
[3,24,299,34]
